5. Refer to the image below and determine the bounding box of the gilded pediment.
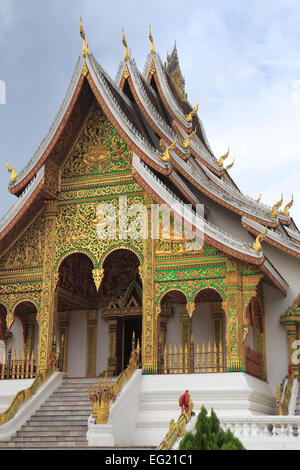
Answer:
[62,101,132,179]
[0,216,45,271]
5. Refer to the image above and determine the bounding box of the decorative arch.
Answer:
[193,286,225,303]
[6,297,40,329]
[54,248,98,275]
[155,289,188,319]
[99,243,144,271]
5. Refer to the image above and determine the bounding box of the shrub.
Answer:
[179,405,245,450]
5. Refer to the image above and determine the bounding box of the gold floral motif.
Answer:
[62,102,132,178]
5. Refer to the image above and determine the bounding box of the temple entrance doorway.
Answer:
[116,317,142,376]
[56,253,97,377]
[100,249,142,376]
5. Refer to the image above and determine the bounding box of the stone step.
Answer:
[52,388,94,393]
[44,395,91,401]
[49,395,91,400]
[18,425,87,432]
[0,441,89,448]
[11,436,88,442]
[34,409,90,416]
[16,430,86,437]
[40,405,91,411]
[26,421,88,429]
[29,416,88,423]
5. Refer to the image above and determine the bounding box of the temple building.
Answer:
[0,23,300,443]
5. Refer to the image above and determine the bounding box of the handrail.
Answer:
[157,392,194,450]
[88,345,140,424]
[0,359,59,425]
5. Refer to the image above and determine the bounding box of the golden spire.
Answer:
[159,137,177,162]
[80,17,90,57]
[282,195,294,217]
[6,160,16,182]
[225,159,235,172]
[149,25,155,54]
[179,128,197,149]
[122,29,130,61]
[250,226,268,252]
[183,103,199,123]
[266,194,283,218]
[217,148,230,167]
[256,194,262,203]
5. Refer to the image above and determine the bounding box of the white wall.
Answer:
[165,304,180,346]
[192,302,212,347]
[67,310,87,377]
[7,316,24,358]
[261,244,300,393]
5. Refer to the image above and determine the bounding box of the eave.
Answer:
[242,217,300,259]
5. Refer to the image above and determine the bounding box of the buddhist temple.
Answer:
[0,22,300,450]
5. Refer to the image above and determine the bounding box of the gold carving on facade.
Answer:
[62,102,132,178]
[82,63,88,76]
[92,268,104,291]
[0,217,45,270]
[149,60,156,75]
[122,66,130,80]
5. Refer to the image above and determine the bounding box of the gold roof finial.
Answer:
[266,194,283,218]
[6,160,17,182]
[217,148,230,167]
[225,159,235,172]
[183,103,199,123]
[256,194,262,203]
[179,128,197,149]
[158,137,177,162]
[122,29,130,61]
[282,195,294,217]
[250,226,268,252]
[80,17,90,57]
[149,25,155,54]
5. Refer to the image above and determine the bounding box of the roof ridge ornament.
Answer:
[225,159,235,172]
[217,147,230,167]
[80,17,90,57]
[282,195,294,218]
[122,29,130,61]
[6,160,17,182]
[158,137,177,162]
[149,25,155,54]
[183,103,198,123]
[179,128,197,149]
[256,194,262,203]
[246,226,268,252]
[266,194,283,218]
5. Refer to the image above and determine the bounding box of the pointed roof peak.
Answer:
[165,41,186,102]
[80,17,90,57]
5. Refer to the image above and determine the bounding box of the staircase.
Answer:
[0,377,102,449]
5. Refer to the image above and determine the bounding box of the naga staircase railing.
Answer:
[157,391,194,450]
[0,351,62,425]
[88,342,141,424]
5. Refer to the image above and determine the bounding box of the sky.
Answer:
[0,0,300,226]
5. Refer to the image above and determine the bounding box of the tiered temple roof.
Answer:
[2,30,299,296]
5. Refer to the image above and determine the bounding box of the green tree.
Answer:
[179,406,245,450]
